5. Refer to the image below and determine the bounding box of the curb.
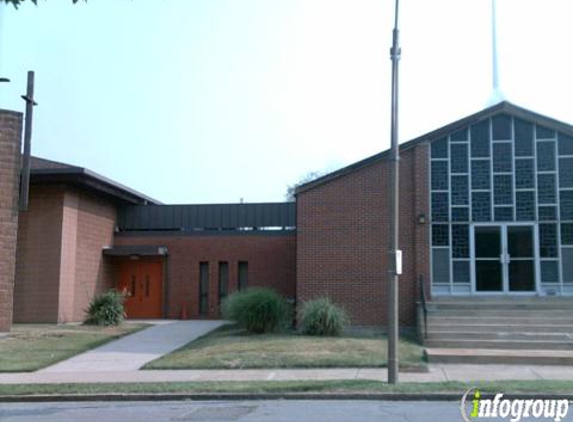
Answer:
[0,392,572,403]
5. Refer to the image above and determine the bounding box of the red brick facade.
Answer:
[0,110,22,331]
[113,234,296,319]
[296,143,431,328]
[14,185,116,322]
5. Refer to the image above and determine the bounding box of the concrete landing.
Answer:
[40,320,226,373]
[425,347,573,365]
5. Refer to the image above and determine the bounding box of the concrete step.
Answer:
[428,315,573,325]
[427,331,573,341]
[427,309,573,317]
[427,300,573,311]
[424,338,573,350]
[428,322,573,333]
[425,348,573,365]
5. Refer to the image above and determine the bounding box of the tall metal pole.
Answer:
[20,71,37,211]
[387,0,401,385]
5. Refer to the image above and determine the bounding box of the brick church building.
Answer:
[2,100,573,335]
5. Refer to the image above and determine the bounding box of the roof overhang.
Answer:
[102,245,169,257]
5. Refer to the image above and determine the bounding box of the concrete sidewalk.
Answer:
[2,364,573,384]
[40,320,226,373]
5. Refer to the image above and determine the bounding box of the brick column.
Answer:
[0,109,23,332]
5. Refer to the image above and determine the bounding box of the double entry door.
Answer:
[473,224,537,293]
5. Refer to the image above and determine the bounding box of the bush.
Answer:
[299,297,349,336]
[222,288,289,334]
[84,290,126,326]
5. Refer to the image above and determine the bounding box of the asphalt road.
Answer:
[0,399,540,422]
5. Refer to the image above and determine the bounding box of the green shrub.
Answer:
[299,297,349,336]
[84,290,126,326]
[222,288,289,334]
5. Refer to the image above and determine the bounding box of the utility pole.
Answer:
[20,71,37,211]
[387,0,401,385]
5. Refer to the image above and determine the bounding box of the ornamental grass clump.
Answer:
[84,290,126,326]
[299,297,349,336]
[222,288,290,334]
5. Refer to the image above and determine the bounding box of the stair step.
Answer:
[424,339,573,350]
[427,309,573,316]
[428,323,573,333]
[425,348,573,365]
[428,315,573,324]
[427,331,573,341]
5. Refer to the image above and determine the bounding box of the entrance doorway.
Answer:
[117,260,163,318]
[472,224,537,293]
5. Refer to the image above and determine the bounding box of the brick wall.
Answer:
[14,185,65,322]
[113,233,296,319]
[296,143,431,328]
[14,185,117,322]
[0,110,22,331]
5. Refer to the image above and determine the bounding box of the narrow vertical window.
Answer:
[238,261,248,291]
[218,262,229,305]
[199,262,209,315]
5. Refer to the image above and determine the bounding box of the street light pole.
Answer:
[387,0,401,385]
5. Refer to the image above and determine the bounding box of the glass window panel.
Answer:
[453,261,470,283]
[451,207,469,222]
[431,137,448,158]
[560,191,573,220]
[559,158,573,188]
[476,261,503,291]
[475,226,501,257]
[451,128,468,141]
[492,114,512,140]
[558,133,573,156]
[509,261,535,291]
[539,223,558,258]
[450,143,469,173]
[431,160,448,190]
[432,224,449,246]
[561,223,573,245]
[541,261,559,283]
[514,118,534,156]
[452,224,469,258]
[494,207,513,221]
[431,192,449,222]
[472,192,491,221]
[470,120,490,158]
[562,249,573,284]
[451,175,469,205]
[493,143,512,172]
[432,249,450,283]
[537,142,556,171]
[471,160,491,189]
[494,175,513,205]
[508,226,534,258]
[515,159,535,189]
[539,206,557,221]
[516,191,535,221]
[537,174,556,204]
[536,125,555,140]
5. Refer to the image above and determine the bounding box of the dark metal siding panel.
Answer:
[117,203,296,232]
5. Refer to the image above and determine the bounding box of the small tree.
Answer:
[285,171,324,202]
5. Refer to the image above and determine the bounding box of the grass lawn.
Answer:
[0,323,148,372]
[145,324,425,370]
[1,380,573,396]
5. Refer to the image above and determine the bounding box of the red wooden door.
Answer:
[118,260,163,319]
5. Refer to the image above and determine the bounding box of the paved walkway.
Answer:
[40,320,226,373]
[2,364,573,384]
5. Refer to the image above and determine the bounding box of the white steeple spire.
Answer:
[487,0,505,105]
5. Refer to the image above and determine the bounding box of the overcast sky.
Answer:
[2,0,573,204]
